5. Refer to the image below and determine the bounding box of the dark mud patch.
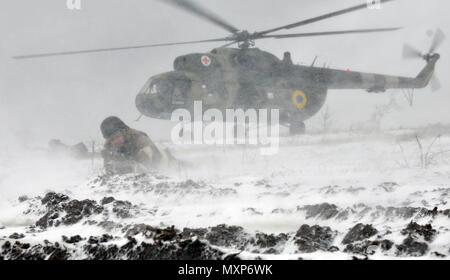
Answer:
[396,222,437,257]
[298,203,339,220]
[35,192,147,229]
[342,224,378,244]
[295,224,337,252]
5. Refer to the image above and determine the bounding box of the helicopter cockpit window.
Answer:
[150,79,174,97]
[140,80,152,95]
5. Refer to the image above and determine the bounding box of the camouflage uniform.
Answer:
[100,116,164,174]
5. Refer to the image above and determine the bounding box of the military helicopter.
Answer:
[14,0,444,134]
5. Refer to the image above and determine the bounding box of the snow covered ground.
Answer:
[1,127,450,259]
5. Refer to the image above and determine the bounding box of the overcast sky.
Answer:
[0,0,448,148]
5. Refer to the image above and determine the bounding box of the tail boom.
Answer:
[321,53,440,92]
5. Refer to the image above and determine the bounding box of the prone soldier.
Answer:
[100,116,176,174]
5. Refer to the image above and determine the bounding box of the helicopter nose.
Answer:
[135,78,174,119]
[135,73,192,119]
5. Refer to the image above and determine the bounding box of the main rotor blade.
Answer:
[429,28,445,53]
[262,27,400,39]
[219,41,238,48]
[161,0,239,34]
[256,0,395,36]
[402,43,422,60]
[13,38,230,59]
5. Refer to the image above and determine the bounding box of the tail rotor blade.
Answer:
[429,28,445,53]
[402,43,422,59]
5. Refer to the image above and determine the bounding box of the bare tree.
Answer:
[370,96,400,130]
[414,134,449,168]
[397,134,449,169]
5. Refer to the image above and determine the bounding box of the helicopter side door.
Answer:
[230,49,280,109]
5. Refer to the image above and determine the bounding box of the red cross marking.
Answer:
[201,56,211,66]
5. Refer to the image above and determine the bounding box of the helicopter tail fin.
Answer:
[413,54,440,89]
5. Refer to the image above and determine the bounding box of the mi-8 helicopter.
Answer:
[14,0,444,134]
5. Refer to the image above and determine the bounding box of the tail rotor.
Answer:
[403,28,445,61]
[402,28,445,91]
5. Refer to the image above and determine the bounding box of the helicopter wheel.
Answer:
[289,121,305,135]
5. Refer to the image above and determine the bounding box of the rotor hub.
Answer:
[422,53,440,62]
[231,30,256,49]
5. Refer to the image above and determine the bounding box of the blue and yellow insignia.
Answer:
[292,90,307,108]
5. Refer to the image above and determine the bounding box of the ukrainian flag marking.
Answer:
[292,90,307,108]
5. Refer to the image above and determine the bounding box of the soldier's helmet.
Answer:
[100,116,129,139]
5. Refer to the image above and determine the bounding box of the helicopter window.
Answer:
[175,78,191,92]
[171,78,191,105]
[150,79,174,97]
[140,80,152,95]
[149,84,158,95]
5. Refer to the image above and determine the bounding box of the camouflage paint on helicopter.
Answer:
[135,47,440,133]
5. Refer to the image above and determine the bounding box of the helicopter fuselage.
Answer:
[136,46,439,130]
[135,47,328,124]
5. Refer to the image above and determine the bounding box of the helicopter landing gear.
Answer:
[289,121,305,135]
